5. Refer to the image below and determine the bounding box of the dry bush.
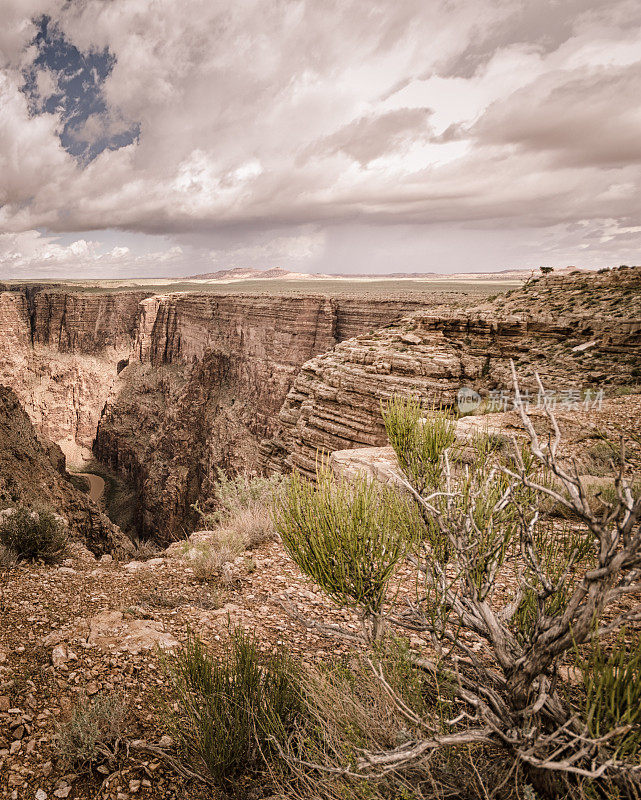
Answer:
[188,527,246,583]
[129,535,161,561]
[0,506,68,564]
[233,505,275,549]
[187,471,283,583]
[0,543,18,569]
[194,469,282,549]
[56,694,128,771]
[274,639,513,800]
[275,365,641,797]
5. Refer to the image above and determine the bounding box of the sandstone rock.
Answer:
[0,289,149,449]
[93,293,431,541]
[43,631,65,647]
[0,387,131,557]
[51,645,77,667]
[3,271,639,546]
[262,296,641,478]
[571,340,598,353]
[87,610,178,654]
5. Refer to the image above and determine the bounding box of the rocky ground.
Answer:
[0,536,366,800]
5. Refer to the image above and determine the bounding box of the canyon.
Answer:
[0,286,435,542]
[0,267,639,547]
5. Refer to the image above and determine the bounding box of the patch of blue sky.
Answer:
[21,15,139,162]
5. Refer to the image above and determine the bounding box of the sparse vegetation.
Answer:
[162,629,301,787]
[578,633,641,761]
[0,542,18,568]
[0,506,68,563]
[194,469,282,549]
[56,694,129,771]
[129,535,161,560]
[187,528,246,583]
[275,467,417,640]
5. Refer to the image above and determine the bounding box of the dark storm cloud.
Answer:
[472,62,641,168]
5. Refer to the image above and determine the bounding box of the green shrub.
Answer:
[382,396,456,491]
[275,469,416,638]
[163,630,301,785]
[57,694,128,770]
[0,506,68,563]
[578,633,641,760]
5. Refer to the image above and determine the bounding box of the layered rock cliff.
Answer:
[93,293,432,539]
[4,269,636,543]
[0,385,130,556]
[0,289,149,455]
[0,286,432,541]
[261,269,641,477]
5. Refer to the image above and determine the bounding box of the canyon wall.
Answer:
[0,385,130,556]
[1,269,639,542]
[261,309,641,477]
[94,293,432,539]
[0,289,149,456]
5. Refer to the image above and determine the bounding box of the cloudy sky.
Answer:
[1,0,640,278]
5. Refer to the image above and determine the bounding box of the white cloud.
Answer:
[0,0,640,275]
[0,230,186,278]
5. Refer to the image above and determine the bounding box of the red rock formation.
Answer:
[93,292,430,540]
[0,289,149,452]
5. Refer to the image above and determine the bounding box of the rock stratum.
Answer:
[261,267,641,477]
[0,267,638,543]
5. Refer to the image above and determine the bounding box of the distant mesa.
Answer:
[186,267,330,281]
[186,266,590,282]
